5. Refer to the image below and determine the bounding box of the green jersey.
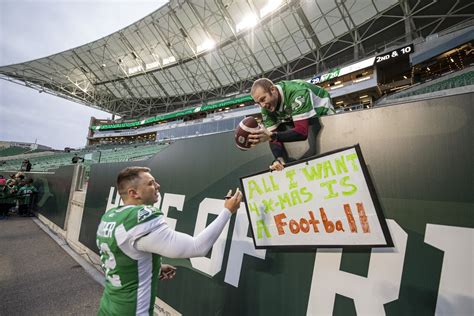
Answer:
[18,185,37,205]
[261,80,334,130]
[96,205,164,316]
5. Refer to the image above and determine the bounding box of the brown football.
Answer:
[234,117,260,150]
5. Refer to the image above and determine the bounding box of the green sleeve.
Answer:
[308,85,335,116]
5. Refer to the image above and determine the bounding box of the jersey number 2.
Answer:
[99,243,122,287]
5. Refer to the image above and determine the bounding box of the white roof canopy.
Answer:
[1,0,471,118]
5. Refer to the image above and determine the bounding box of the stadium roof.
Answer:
[0,0,472,119]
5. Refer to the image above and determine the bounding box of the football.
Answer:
[234,117,260,150]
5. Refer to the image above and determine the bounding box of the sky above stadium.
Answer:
[0,0,168,149]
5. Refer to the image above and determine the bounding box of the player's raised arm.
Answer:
[96,167,243,316]
[135,188,242,258]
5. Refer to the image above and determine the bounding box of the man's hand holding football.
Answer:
[248,125,273,146]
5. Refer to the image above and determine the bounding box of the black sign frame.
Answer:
[240,144,394,250]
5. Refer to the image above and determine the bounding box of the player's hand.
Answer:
[159,264,177,280]
[224,188,242,214]
[248,125,272,146]
[270,159,285,171]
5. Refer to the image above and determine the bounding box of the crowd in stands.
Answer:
[0,172,38,219]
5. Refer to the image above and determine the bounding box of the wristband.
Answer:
[270,132,278,141]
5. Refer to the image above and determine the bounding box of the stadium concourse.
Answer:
[0,0,473,315]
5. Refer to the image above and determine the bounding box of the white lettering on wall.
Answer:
[225,205,266,287]
[160,193,185,230]
[307,220,407,315]
[190,198,230,276]
[424,224,474,316]
[106,187,122,211]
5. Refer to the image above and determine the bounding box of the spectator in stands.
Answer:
[71,153,84,164]
[96,166,242,315]
[25,159,32,171]
[249,78,335,170]
[17,178,37,217]
[20,159,32,172]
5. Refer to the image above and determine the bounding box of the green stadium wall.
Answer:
[27,166,74,229]
[78,93,473,315]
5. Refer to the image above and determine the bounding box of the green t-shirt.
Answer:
[96,205,164,316]
[18,185,37,205]
[261,80,334,130]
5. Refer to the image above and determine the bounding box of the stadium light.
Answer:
[146,60,161,71]
[236,13,258,32]
[162,56,176,65]
[197,38,216,53]
[260,0,283,18]
[403,75,408,79]
[128,65,144,75]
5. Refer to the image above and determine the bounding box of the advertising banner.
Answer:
[241,145,392,248]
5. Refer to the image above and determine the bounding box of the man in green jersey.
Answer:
[17,178,37,216]
[249,78,334,170]
[96,166,242,315]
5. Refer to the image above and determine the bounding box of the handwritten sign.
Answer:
[240,145,393,249]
